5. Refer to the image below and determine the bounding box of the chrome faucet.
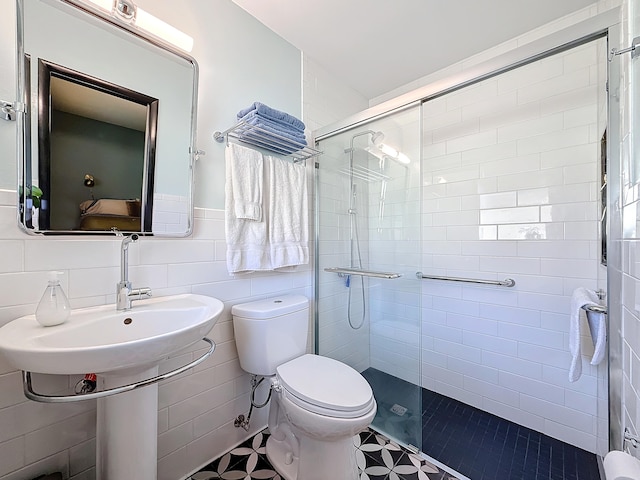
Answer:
[116,234,152,311]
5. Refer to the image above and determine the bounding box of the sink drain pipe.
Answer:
[234,375,272,431]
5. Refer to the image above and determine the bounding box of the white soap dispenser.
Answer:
[35,271,71,327]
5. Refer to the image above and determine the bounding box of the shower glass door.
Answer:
[315,106,422,451]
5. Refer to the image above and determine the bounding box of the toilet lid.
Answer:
[276,354,374,417]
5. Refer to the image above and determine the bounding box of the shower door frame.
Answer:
[313,7,622,454]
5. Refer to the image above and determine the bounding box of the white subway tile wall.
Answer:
[152,193,190,234]
[620,0,640,457]
[0,203,315,480]
[420,39,606,453]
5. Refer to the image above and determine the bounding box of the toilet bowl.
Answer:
[232,295,377,480]
[604,450,640,479]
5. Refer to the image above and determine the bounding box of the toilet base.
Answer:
[266,431,359,480]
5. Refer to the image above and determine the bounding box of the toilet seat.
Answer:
[276,354,375,419]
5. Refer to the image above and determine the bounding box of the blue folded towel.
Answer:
[237,102,306,131]
[240,112,307,143]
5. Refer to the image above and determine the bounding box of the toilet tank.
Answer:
[232,295,309,376]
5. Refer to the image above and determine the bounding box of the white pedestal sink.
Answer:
[0,293,224,480]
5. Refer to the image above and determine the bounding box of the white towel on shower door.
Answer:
[569,287,601,382]
[589,309,607,366]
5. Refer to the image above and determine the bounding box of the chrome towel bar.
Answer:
[324,267,402,279]
[582,304,607,314]
[214,120,322,161]
[416,272,516,287]
[22,338,215,403]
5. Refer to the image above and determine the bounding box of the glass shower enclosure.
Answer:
[315,106,422,450]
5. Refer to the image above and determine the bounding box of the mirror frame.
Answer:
[15,0,200,236]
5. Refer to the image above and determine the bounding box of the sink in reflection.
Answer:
[0,293,224,375]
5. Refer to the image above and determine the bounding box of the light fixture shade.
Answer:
[135,7,194,52]
[367,143,411,165]
[84,0,114,12]
[365,146,384,160]
[396,152,411,165]
[378,143,399,159]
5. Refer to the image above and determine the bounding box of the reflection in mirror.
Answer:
[37,59,158,232]
[17,0,198,236]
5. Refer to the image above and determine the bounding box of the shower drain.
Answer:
[390,404,408,416]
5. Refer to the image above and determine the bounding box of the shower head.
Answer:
[348,130,385,150]
[370,131,384,146]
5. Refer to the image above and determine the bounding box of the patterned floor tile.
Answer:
[193,430,281,480]
[192,428,455,480]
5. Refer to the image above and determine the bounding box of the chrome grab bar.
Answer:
[324,267,402,279]
[416,272,516,287]
[22,337,215,403]
[582,304,607,314]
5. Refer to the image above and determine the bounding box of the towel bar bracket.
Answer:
[625,428,640,449]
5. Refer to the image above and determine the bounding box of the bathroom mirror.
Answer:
[15,0,198,235]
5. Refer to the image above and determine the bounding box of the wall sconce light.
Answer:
[83,0,194,52]
[83,174,95,187]
[366,142,411,166]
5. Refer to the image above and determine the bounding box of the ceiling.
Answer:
[232,0,599,100]
[51,77,147,132]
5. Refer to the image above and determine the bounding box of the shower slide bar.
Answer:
[325,267,401,279]
[416,272,516,287]
[214,120,322,162]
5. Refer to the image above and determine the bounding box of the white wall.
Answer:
[134,0,303,211]
[0,1,317,479]
[302,56,369,362]
[302,57,369,132]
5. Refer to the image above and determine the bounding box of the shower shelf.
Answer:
[324,267,401,279]
[214,120,322,162]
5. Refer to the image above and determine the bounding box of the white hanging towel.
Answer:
[569,287,602,382]
[267,156,309,270]
[227,143,263,221]
[225,144,270,273]
[589,308,607,366]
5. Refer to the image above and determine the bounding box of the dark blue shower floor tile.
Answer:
[363,368,601,480]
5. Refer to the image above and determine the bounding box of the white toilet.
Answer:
[232,295,377,480]
[604,450,640,479]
